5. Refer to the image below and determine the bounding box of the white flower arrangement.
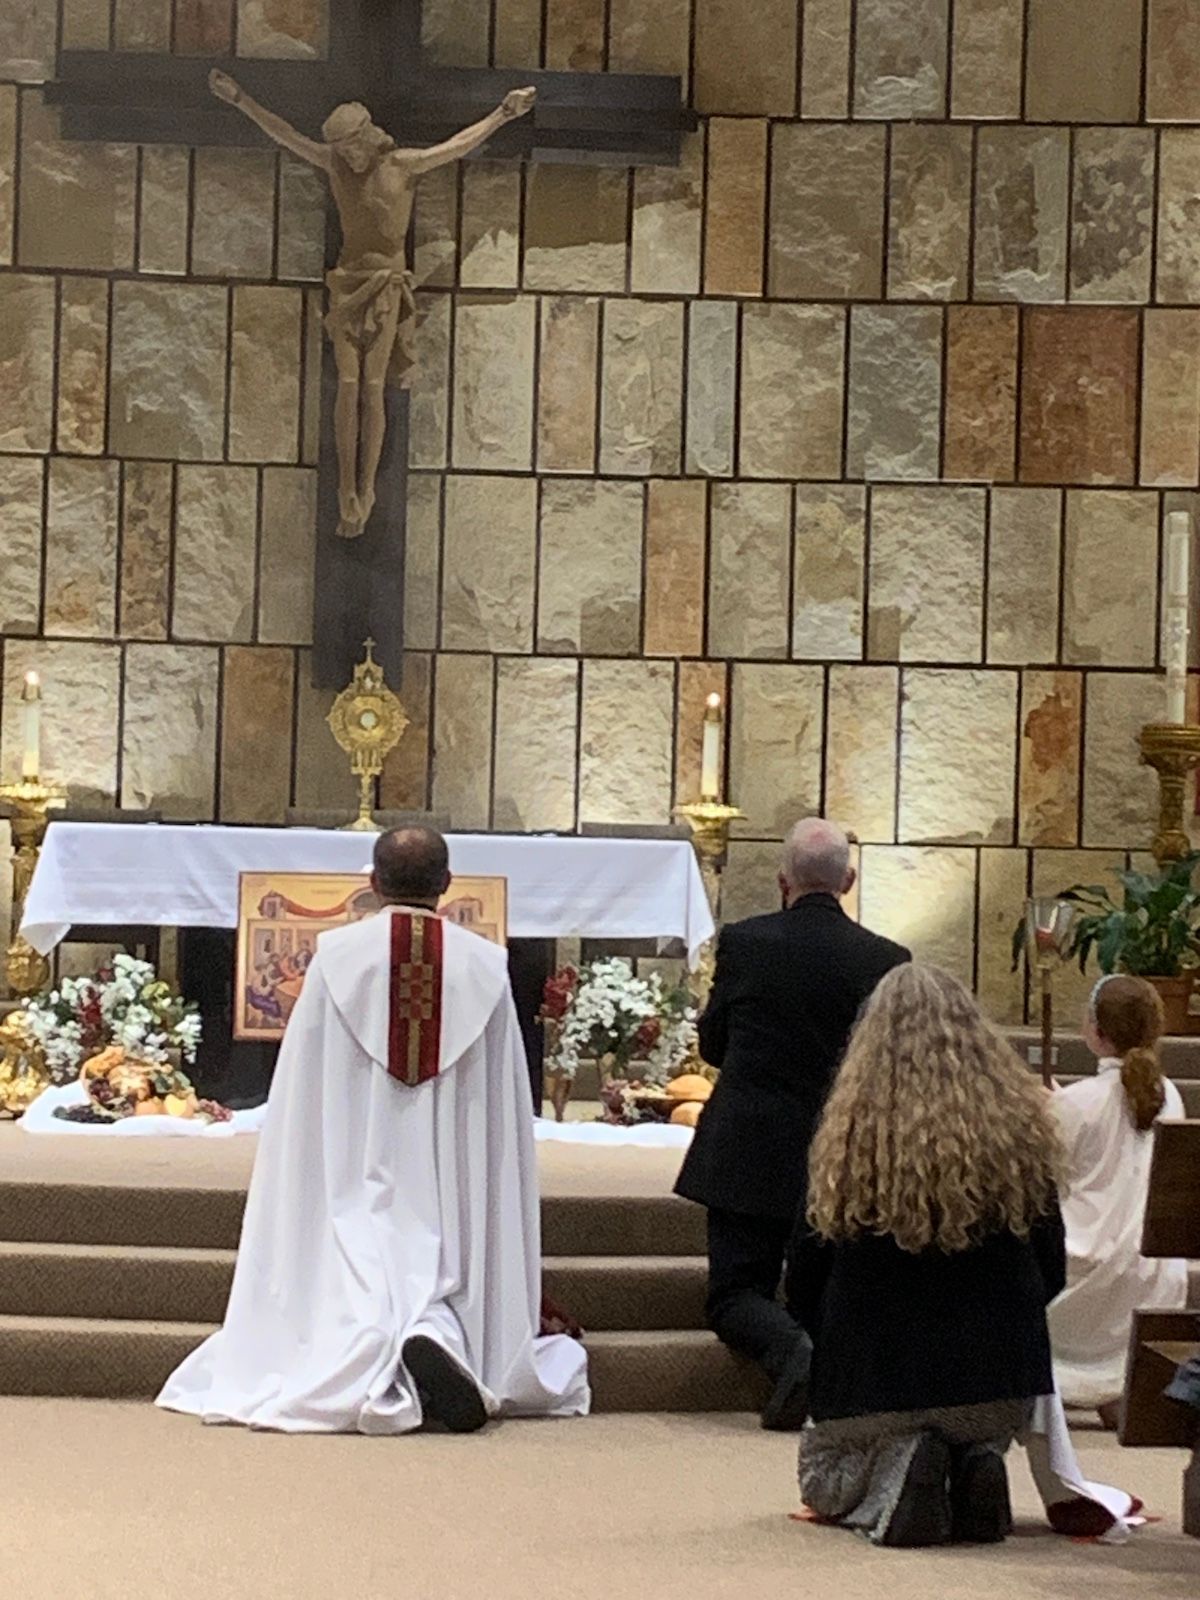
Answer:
[21,953,202,1087]
[542,957,697,1086]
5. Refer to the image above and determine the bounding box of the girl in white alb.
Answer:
[1048,973,1189,1421]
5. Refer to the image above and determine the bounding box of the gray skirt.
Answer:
[798,1400,1033,1545]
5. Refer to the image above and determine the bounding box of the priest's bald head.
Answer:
[779,817,855,907]
[372,826,451,910]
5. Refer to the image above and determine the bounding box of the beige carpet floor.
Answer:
[1,1401,1193,1600]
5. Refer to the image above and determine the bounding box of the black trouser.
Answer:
[705,1207,802,1382]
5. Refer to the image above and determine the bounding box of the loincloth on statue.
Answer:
[324,265,418,388]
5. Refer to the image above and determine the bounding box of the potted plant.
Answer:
[1025,854,1200,1035]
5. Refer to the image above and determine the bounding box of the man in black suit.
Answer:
[675,818,909,1429]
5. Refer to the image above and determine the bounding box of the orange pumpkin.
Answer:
[666,1073,713,1103]
[670,1102,703,1127]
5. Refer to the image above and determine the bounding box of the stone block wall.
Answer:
[2,0,1199,1016]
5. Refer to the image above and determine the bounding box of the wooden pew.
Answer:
[1120,1120,1200,1536]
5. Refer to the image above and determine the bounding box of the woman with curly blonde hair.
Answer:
[790,963,1066,1547]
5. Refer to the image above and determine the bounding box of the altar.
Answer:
[20,823,714,1107]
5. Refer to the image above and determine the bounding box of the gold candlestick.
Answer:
[326,640,409,833]
[1139,723,1200,865]
[676,798,744,1009]
[1023,897,1075,1089]
[0,778,67,998]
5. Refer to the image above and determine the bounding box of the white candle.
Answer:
[1164,511,1191,725]
[21,671,41,781]
[700,693,722,802]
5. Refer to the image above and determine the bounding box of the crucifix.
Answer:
[49,1,694,688]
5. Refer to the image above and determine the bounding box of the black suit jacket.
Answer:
[674,895,909,1220]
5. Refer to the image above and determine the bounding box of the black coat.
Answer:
[787,1209,1067,1422]
[674,895,909,1220]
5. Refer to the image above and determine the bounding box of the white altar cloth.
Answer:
[21,824,713,962]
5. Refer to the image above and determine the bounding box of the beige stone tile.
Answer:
[461,163,521,290]
[175,0,234,53]
[0,273,54,452]
[694,0,796,114]
[119,461,172,642]
[676,660,727,805]
[899,669,1017,845]
[59,0,110,48]
[769,123,885,300]
[1019,670,1082,847]
[412,163,458,290]
[258,467,316,646]
[0,457,43,636]
[631,133,702,297]
[1019,308,1139,486]
[18,96,135,271]
[599,298,685,477]
[794,487,865,662]
[293,649,356,814]
[1070,129,1154,304]
[1082,674,1162,848]
[494,0,542,65]
[1062,491,1158,667]
[721,841,784,925]
[277,153,325,282]
[1,641,121,802]
[0,86,16,266]
[172,465,257,643]
[609,0,691,84]
[977,849,1028,1025]
[442,475,537,653]
[855,0,949,118]
[708,483,791,660]
[44,459,118,639]
[1157,132,1200,305]
[537,296,599,475]
[408,293,452,469]
[0,3,57,76]
[1148,0,1200,120]
[943,306,1018,484]
[868,487,986,664]
[230,286,302,463]
[1142,311,1200,488]
[379,652,432,815]
[524,166,628,293]
[645,480,707,659]
[686,300,737,478]
[109,282,228,461]
[452,293,536,471]
[431,654,493,830]
[1031,847,1125,1019]
[847,306,942,482]
[538,479,644,655]
[192,149,275,278]
[219,646,295,824]
[859,845,977,984]
[703,119,767,298]
[56,277,108,457]
[493,658,579,832]
[974,128,1069,303]
[825,666,898,843]
[403,475,441,653]
[888,125,971,301]
[951,0,1024,118]
[739,304,844,480]
[1025,0,1141,122]
[579,659,674,825]
[237,0,328,56]
[115,0,170,47]
[729,664,824,839]
[986,488,1062,666]
[545,0,604,69]
[801,0,852,117]
[137,146,189,276]
[121,644,219,821]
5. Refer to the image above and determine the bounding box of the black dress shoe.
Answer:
[761,1332,812,1432]
[950,1443,1013,1543]
[878,1432,953,1548]
[402,1335,489,1433]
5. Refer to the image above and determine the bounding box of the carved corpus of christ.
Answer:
[209,70,536,538]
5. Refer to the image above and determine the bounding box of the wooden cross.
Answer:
[49,0,693,688]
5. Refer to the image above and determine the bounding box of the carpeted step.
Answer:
[542,1257,706,1331]
[0,1317,766,1413]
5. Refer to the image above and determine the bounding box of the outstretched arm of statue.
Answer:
[209,69,332,171]
[398,87,536,175]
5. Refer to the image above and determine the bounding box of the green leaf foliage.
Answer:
[1011,855,1200,978]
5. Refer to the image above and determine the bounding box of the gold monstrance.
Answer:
[325,641,409,832]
